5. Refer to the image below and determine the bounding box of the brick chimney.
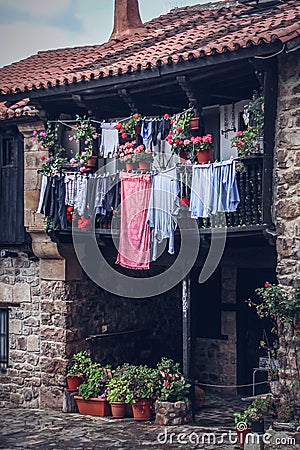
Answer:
[110,0,144,40]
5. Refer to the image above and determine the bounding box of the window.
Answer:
[0,308,9,367]
[2,138,15,167]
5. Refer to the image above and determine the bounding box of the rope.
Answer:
[196,380,269,389]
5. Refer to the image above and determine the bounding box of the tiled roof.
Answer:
[0,98,39,120]
[0,0,299,99]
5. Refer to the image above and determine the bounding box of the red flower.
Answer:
[115,123,122,130]
[40,155,45,161]
[134,113,140,120]
[122,133,128,139]
[264,282,270,288]
[177,127,183,133]
[237,130,243,137]
[180,197,190,206]
[164,113,169,119]
[164,381,169,387]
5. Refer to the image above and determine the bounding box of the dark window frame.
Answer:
[0,307,9,367]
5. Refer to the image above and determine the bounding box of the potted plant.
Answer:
[68,115,99,170]
[115,113,142,138]
[190,134,213,164]
[132,144,154,170]
[165,109,194,160]
[245,396,272,434]
[66,350,92,390]
[74,363,112,416]
[113,140,137,171]
[230,126,261,158]
[106,376,131,419]
[155,357,192,426]
[118,363,158,421]
[233,410,251,449]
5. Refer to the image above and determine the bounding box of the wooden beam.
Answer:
[117,88,137,113]
[177,75,199,114]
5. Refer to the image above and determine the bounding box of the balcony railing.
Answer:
[94,156,264,233]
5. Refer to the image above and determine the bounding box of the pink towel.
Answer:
[116,172,151,270]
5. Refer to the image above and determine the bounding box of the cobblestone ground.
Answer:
[0,395,299,449]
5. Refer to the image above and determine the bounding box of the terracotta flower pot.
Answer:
[86,155,98,167]
[190,117,200,130]
[125,162,136,171]
[179,151,188,163]
[74,396,111,417]
[196,148,213,164]
[236,427,251,449]
[66,375,84,390]
[110,401,126,419]
[138,160,150,170]
[132,399,153,421]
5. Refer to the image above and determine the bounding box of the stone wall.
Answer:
[274,49,300,414]
[0,249,41,408]
[194,267,237,394]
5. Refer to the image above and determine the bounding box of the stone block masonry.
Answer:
[0,249,41,408]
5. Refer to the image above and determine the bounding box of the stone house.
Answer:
[0,0,299,410]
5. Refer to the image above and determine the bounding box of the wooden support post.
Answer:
[262,58,278,226]
[182,274,195,420]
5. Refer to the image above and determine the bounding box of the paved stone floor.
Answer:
[0,394,299,449]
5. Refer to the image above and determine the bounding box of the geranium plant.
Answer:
[112,363,158,403]
[156,357,191,402]
[231,126,260,158]
[113,140,136,164]
[190,134,213,152]
[132,144,154,163]
[68,115,99,152]
[115,113,142,138]
[78,363,110,400]
[32,122,67,175]
[70,150,94,173]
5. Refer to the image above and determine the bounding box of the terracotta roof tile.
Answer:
[0,0,299,104]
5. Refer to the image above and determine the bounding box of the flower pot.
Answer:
[190,117,200,130]
[251,419,264,434]
[135,124,142,136]
[74,396,111,417]
[179,151,188,163]
[110,401,126,419]
[66,375,84,391]
[125,162,136,171]
[196,148,213,164]
[132,399,153,421]
[86,155,98,167]
[138,160,150,170]
[236,427,252,449]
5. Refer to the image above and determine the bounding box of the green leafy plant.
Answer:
[245,396,272,422]
[165,109,194,157]
[78,364,110,400]
[156,357,191,402]
[106,377,131,403]
[115,113,142,138]
[32,122,67,175]
[132,144,154,163]
[250,283,300,326]
[233,410,251,427]
[244,91,264,135]
[113,363,158,403]
[67,350,93,377]
[230,126,260,158]
[69,115,99,152]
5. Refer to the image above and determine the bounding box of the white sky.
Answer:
[0,0,206,68]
